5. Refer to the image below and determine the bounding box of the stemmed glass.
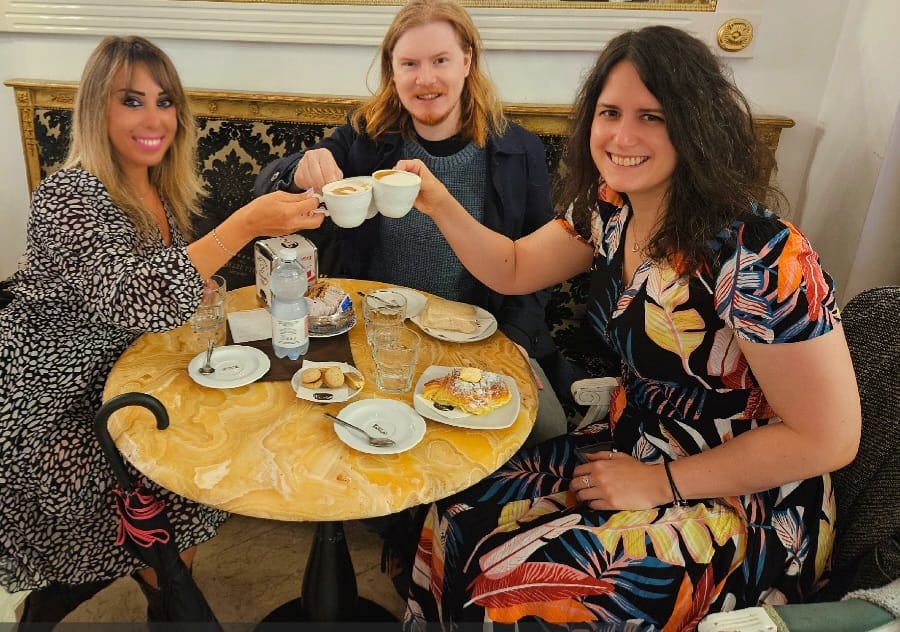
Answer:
[190,275,227,374]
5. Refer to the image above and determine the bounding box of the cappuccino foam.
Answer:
[374,170,419,186]
[326,182,370,196]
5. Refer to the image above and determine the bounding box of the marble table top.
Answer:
[103,280,538,522]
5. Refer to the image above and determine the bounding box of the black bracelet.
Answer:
[663,459,688,506]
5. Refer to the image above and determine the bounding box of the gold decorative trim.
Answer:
[5,79,792,194]
[717,17,754,52]
[189,0,716,10]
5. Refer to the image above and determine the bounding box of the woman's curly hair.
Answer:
[556,25,784,274]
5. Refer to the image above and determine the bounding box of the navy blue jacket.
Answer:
[253,121,557,359]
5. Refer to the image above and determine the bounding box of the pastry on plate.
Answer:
[421,367,511,415]
[419,296,478,333]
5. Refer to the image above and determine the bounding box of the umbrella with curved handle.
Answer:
[94,392,169,489]
[93,392,221,630]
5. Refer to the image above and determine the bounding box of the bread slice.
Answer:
[419,297,478,333]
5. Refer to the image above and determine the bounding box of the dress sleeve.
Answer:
[714,216,840,344]
[29,170,203,332]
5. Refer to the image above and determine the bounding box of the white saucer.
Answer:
[411,305,498,343]
[331,399,425,454]
[188,345,270,388]
[291,361,364,403]
[412,365,520,430]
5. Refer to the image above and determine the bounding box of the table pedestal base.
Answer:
[257,521,397,625]
[261,596,396,623]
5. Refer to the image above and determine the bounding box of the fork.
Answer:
[324,412,395,448]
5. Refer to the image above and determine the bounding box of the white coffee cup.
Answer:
[319,178,373,228]
[372,169,421,219]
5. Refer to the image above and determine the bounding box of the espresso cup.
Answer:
[320,178,373,228]
[372,169,421,219]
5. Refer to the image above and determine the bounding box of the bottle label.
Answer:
[272,315,309,348]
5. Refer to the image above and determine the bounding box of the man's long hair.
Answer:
[351,0,506,146]
[65,35,204,238]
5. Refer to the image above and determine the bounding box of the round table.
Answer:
[102,280,538,622]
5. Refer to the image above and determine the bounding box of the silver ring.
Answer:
[581,475,591,488]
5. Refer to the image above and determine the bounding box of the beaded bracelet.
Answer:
[663,460,688,506]
[211,228,238,257]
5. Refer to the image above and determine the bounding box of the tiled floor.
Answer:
[49,515,406,625]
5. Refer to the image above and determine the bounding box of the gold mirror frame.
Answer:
[188,0,716,9]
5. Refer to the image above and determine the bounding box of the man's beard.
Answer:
[408,97,461,130]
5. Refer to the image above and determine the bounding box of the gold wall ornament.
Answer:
[717,18,754,52]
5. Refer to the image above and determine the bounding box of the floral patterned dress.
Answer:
[403,186,840,630]
[0,169,229,592]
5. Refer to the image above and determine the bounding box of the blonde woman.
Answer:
[0,36,322,624]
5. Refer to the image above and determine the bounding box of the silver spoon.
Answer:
[199,338,215,375]
[324,412,395,448]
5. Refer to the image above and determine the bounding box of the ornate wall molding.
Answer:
[1,0,759,55]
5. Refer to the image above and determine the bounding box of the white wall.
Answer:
[799,0,900,301]
[4,0,896,302]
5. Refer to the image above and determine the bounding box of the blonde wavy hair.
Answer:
[64,35,204,239]
[351,0,506,146]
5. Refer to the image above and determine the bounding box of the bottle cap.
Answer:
[279,247,298,261]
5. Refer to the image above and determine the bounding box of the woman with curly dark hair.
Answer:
[397,26,861,628]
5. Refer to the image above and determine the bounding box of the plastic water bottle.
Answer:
[270,247,309,360]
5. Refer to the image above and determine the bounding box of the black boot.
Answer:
[130,572,166,624]
[17,578,114,631]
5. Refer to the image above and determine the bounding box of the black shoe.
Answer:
[18,578,114,631]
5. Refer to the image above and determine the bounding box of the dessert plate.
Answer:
[291,361,364,403]
[331,399,425,454]
[412,365,520,430]
[411,305,498,343]
[188,345,270,388]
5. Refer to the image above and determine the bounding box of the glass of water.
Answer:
[189,275,227,348]
[372,326,420,393]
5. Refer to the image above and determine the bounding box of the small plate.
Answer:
[292,361,364,403]
[411,305,498,343]
[331,399,425,454]
[412,365,520,430]
[309,313,356,338]
[384,287,427,319]
[188,345,270,388]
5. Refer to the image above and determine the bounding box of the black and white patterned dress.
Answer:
[0,168,229,592]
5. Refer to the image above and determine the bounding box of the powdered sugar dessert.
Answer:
[421,367,511,415]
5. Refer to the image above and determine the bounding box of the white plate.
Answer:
[188,345,271,388]
[291,361,364,403]
[384,287,427,319]
[412,365,520,430]
[331,399,425,454]
[411,305,498,343]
